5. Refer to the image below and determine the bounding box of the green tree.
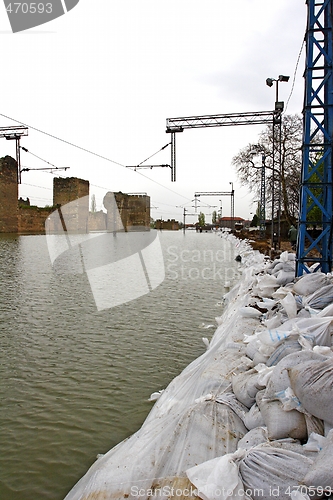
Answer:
[90,194,97,213]
[306,153,324,225]
[212,210,217,224]
[198,212,205,227]
[250,214,259,227]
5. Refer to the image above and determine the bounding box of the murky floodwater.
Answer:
[0,230,240,500]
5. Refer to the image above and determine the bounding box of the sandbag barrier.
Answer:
[64,235,333,500]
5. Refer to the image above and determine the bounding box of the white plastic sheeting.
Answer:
[64,237,333,500]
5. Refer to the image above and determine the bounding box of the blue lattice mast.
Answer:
[296,0,333,275]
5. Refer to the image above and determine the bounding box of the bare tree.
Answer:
[232,114,302,224]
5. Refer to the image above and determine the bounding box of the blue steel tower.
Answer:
[296,0,333,275]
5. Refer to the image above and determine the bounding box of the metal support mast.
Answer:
[166,110,275,182]
[296,0,333,275]
[259,154,266,238]
[0,126,28,183]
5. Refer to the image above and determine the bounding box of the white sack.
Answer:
[264,351,327,401]
[239,307,262,318]
[186,450,246,500]
[275,270,295,286]
[245,338,266,362]
[318,302,333,317]
[258,317,333,348]
[215,393,249,425]
[243,403,265,430]
[280,292,298,319]
[239,445,313,500]
[266,339,302,367]
[290,492,310,500]
[232,368,266,408]
[303,432,327,452]
[256,390,307,441]
[302,429,333,491]
[303,284,333,310]
[293,272,330,296]
[256,298,277,310]
[273,286,294,300]
[237,427,268,450]
[289,357,333,425]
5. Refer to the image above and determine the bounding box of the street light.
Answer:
[249,150,266,239]
[229,182,234,231]
[266,75,290,108]
[266,74,289,252]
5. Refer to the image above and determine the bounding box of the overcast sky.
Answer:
[0,0,307,223]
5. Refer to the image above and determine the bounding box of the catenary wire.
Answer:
[284,36,306,114]
[0,112,192,202]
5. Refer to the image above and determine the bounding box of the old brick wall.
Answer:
[155,219,179,230]
[108,193,150,231]
[0,156,18,233]
[88,211,107,231]
[18,206,54,234]
[53,177,90,233]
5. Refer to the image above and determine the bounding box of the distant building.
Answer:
[155,219,179,230]
[218,216,245,229]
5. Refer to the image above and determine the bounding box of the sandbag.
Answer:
[303,284,333,310]
[252,274,279,298]
[243,403,265,430]
[264,351,327,401]
[266,339,302,367]
[275,270,295,286]
[303,432,327,452]
[280,292,297,319]
[186,449,247,500]
[239,306,262,318]
[239,444,313,500]
[293,272,330,296]
[257,317,333,348]
[289,357,333,425]
[256,390,307,441]
[237,427,268,450]
[302,429,333,493]
[232,368,266,408]
[245,337,271,364]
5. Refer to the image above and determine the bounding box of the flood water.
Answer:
[0,230,240,500]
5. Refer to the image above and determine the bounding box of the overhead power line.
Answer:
[0,112,192,202]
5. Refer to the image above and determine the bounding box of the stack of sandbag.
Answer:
[186,253,333,500]
[63,244,333,500]
[266,251,296,285]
